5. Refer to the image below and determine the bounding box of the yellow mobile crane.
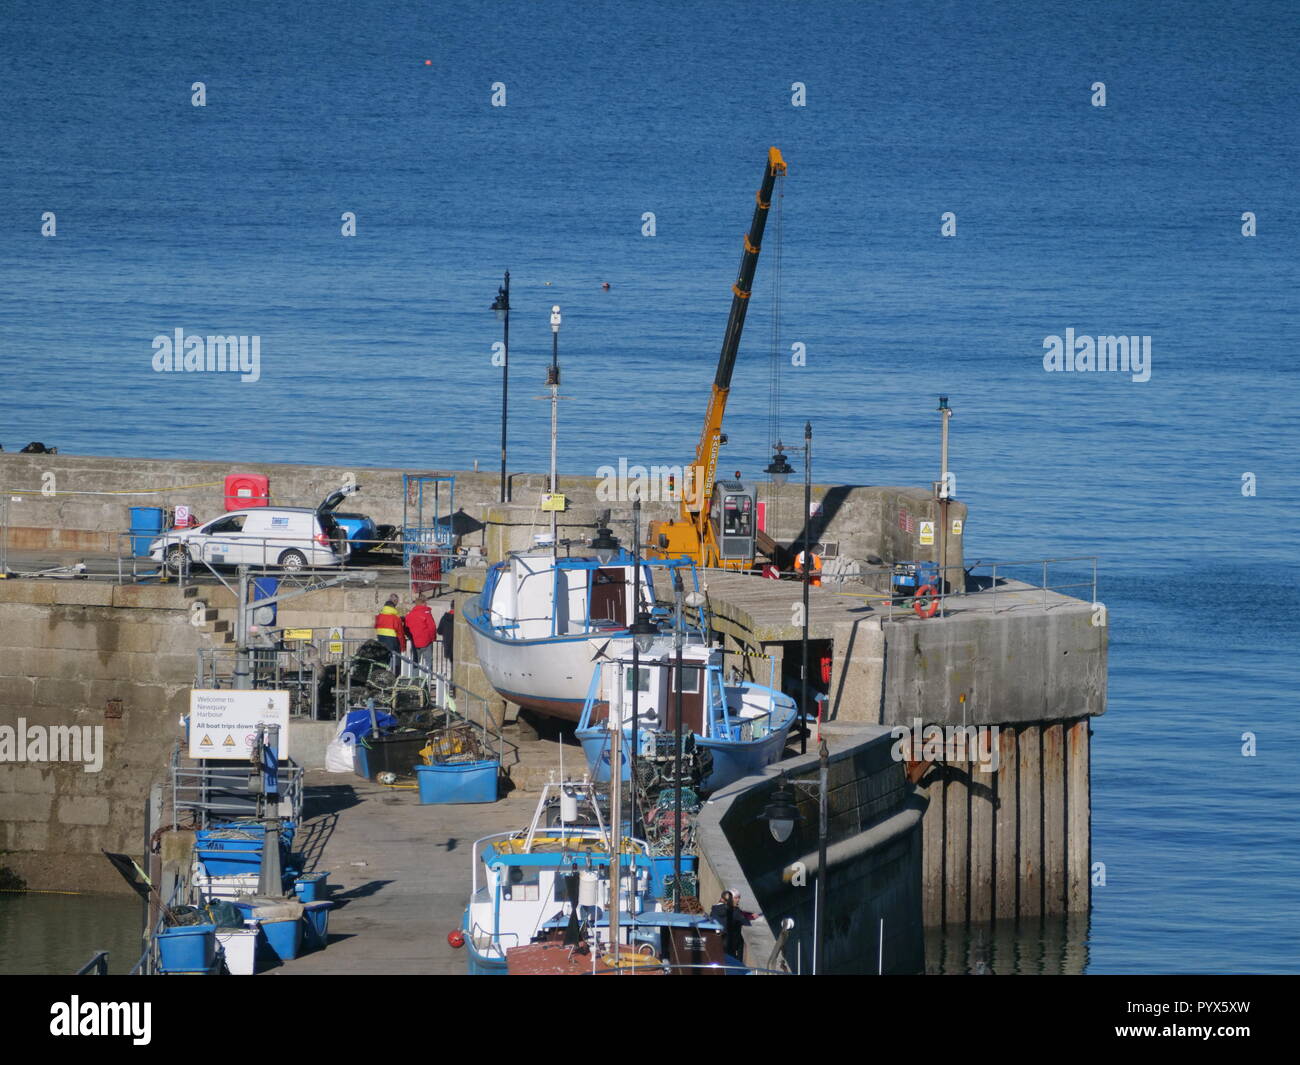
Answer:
[648,146,787,570]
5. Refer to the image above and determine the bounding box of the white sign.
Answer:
[188,689,290,760]
[174,504,190,525]
[951,519,963,536]
[919,521,935,546]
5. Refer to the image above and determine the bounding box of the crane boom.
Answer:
[649,146,786,568]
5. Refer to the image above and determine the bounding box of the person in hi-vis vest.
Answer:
[374,594,406,671]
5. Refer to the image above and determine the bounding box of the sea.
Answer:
[0,0,1297,974]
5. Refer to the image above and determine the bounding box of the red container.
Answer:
[224,473,270,512]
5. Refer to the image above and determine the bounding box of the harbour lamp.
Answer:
[491,271,510,503]
[629,611,658,654]
[762,774,801,843]
[591,523,620,564]
[765,443,794,487]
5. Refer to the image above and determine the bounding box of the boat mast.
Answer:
[608,695,623,963]
[546,305,562,562]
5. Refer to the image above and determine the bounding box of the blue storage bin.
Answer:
[293,871,329,902]
[302,901,333,950]
[129,506,166,557]
[354,744,370,779]
[196,836,264,877]
[157,923,216,973]
[415,760,499,804]
[261,918,303,962]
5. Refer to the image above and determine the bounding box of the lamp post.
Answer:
[670,567,686,910]
[762,736,830,974]
[548,305,561,561]
[766,426,812,754]
[801,421,812,754]
[491,272,510,503]
[627,497,657,838]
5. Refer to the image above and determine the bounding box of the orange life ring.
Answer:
[913,585,939,618]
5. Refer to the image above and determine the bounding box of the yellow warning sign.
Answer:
[222,735,236,746]
[951,519,963,536]
[541,493,566,512]
[199,734,213,747]
[919,521,935,546]
[284,628,314,641]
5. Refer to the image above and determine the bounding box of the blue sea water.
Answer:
[1,1,1297,973]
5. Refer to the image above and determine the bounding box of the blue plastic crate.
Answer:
[415,760,499,804]
[157,923,216,973]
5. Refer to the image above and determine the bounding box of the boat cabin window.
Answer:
[502,866,541,902]
[672,666,702,694]
[624,667,651,693]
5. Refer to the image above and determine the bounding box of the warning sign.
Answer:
[188,690,290,761]
[919,521,935,546]
[284,628,313,641]
[951,519,963,536]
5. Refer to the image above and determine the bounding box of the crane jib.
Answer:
[713,149,787,391]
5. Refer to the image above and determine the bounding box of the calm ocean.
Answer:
[1,1,1297,973]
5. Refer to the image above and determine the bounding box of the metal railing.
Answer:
[168,741,305,830]
[74,951,110,975]
[195,628,451,719]
[699,555,1098,623]
[113,529,467,591]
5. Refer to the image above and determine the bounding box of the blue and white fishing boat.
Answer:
[575,644,798,793]
[458,779,660,974]
[465,550,697,722]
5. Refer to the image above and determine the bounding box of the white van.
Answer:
[150,501,351,573]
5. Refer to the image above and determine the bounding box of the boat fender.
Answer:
[913,585,939,618]
[447,929,465,948]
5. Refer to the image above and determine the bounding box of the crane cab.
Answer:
[711,479,757,564]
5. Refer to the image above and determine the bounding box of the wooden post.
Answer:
[921,770,945,926]
[1017,725,1043,918]
[1066,718,1092,912]
[994,725,1018,920]
[943,758,969,926]
[1042,722,1066,914]
[969,747,995,924]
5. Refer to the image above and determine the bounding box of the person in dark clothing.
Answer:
[709,890,756,963]
[436,603,455,664]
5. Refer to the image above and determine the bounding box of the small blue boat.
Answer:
[575,643,798,793]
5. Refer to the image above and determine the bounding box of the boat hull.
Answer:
[575,713,796,793]
[461,908,508,975]
[468,614,621,722]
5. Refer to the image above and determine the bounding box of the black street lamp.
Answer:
[765,442,794,487]
[590,515,620,564]
[762,737,830,974]
[491,272,510,503]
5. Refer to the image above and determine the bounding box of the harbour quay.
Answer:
[0,449,1104,973]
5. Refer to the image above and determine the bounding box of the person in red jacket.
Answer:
[374,594,405,672]
[405,595,437,679]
